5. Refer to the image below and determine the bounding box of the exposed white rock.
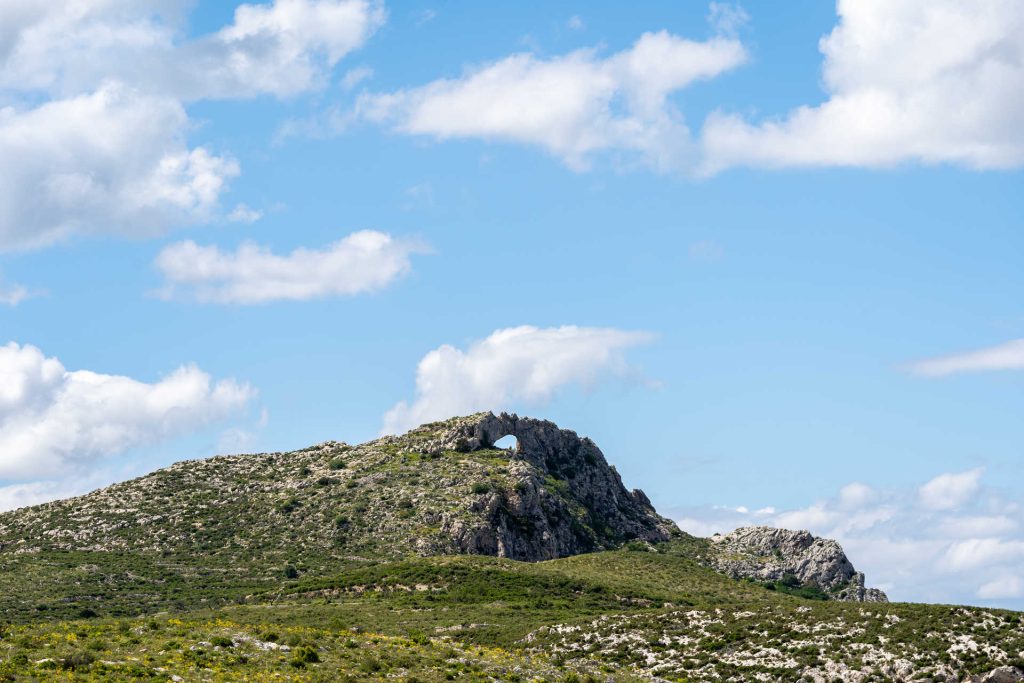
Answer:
[709,525,888,602]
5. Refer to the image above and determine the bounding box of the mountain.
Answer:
[0,412,1021,682]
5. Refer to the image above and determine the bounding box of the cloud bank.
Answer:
[382,325,654,434]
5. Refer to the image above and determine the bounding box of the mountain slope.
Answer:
[0,412,676,564]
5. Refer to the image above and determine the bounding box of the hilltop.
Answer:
[0,412,1021,681]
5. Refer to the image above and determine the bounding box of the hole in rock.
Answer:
[493,435,518,451]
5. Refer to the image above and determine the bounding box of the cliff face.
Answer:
[709,526,888,602]
[417,412,679,560]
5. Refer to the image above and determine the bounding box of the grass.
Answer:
[0,543,1021,680]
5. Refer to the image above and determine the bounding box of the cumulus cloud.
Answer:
[0,84,238,251]
[0,0,381,251]
[355,31,746,171]
[918,468,983,510]
[672,467,1024,609]
[908,339,1024,376]
[702,0,1024,172]
[154,230,425,304]
[382,325,655,434]
[0,341,255,480]
[0,0,385,99]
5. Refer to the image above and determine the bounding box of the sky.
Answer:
[1,0,1022,609]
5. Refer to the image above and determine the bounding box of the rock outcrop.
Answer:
[709,526,888,602]
[417,412,679,560]
[966,667,1024,683]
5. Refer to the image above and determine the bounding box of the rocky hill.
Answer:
[0,412,677,566]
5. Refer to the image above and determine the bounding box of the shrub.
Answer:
[211,636,233,648]
[329,458,346,470]
[471,482,490,495]
[284,565,299,579]
[290,645,320,667]
[60,652,95,671]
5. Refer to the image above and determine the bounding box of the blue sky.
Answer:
[1,0,1022,608]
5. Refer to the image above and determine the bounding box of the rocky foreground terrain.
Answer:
[0,412,1020,681]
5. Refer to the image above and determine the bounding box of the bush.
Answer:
[471,482,490,495]
[284,565,299,579]
[290,645,320,667]
[329,458,346,470]
[60,652,95,671]
[211,636,233,648]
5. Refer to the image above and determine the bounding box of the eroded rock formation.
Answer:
[709,525,888,602]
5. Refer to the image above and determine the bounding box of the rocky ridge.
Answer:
[709,525,888,602]
[413,412,678,559]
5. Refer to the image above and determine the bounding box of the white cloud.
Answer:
[908,339,1024,376]
[702,0,1024,172]
[0,341,255,480]
[978,574,1024,600]
[227,203,263,224]
[382,325,655,434]
[356,31,746,171]
[0,278,31,306]
[0,474,112,513]
[938,515,1017,538]
[154,230,425,304]
[567,15,585,31]
[838,482,875,508]
[707,3,749,37]
[942,538,1024,572]
[0,0,385,99]
[0,83,238,252]
[672,466,1024,609]
[918,468,983,510]
[174,0,385,99]
[341,65,374,90]
[0,0,381,252]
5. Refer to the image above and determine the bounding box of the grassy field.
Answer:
[1,543,1022,681]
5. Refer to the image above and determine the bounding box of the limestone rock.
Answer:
[422,412,680,560]
[709,525,888,602]
[965,667,1024,683]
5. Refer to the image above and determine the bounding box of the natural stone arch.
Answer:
[493,434,518,451]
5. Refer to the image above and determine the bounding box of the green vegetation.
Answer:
[0,414,1019,680]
